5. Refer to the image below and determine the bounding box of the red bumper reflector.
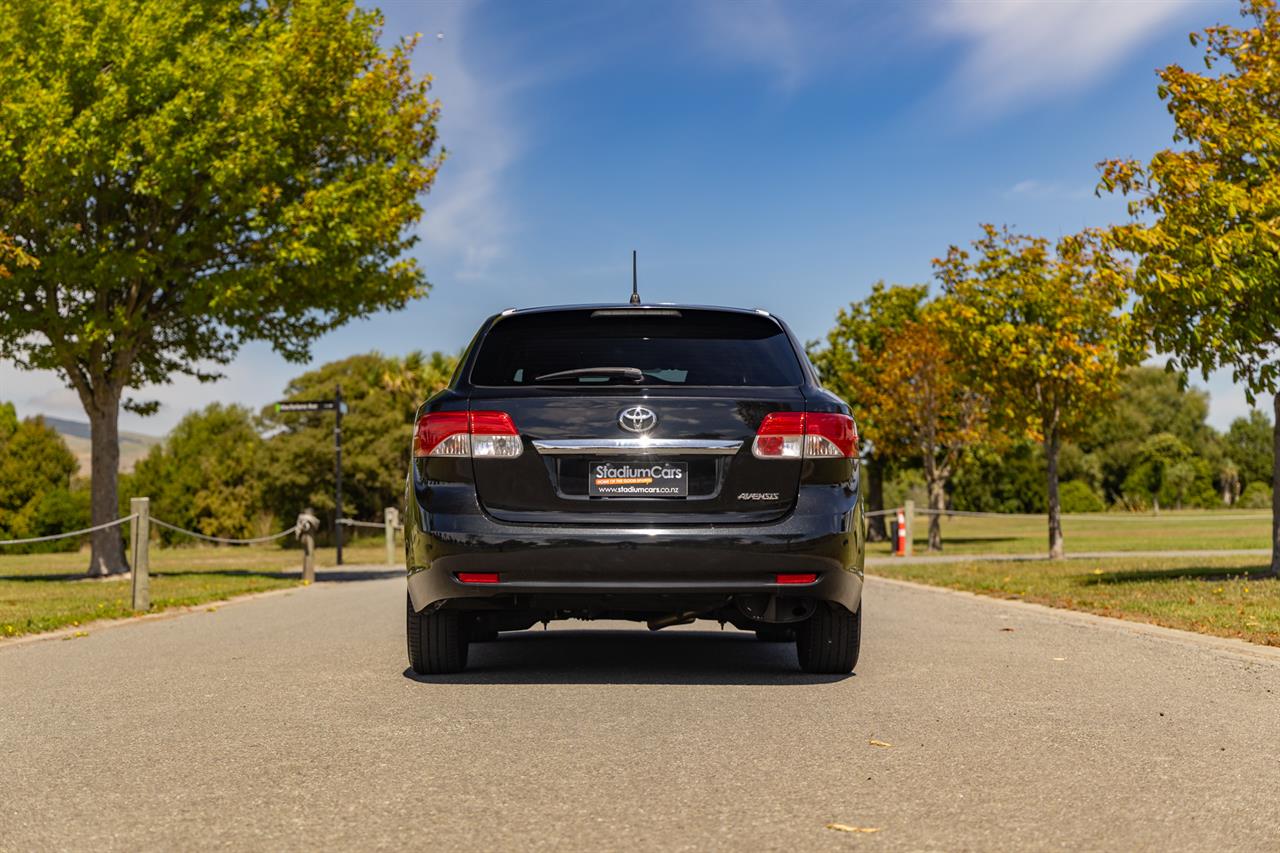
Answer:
[456,572,500,584]
[775,573,818,584]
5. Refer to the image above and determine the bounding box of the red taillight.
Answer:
[776,573,818,584]
[752,412,858,459]
[413,411,522,459]
[805,412,859,458]
[414,411,469,457]
[753,412,806,459]
[456,572,500,584]
[470,410,519,435]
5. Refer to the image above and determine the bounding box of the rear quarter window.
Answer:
[469,309,804,387]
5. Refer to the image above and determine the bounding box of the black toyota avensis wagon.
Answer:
[404,304,866,674]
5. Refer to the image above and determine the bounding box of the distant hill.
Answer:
[40,416,161,475]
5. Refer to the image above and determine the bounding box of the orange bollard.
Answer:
[895,508,907,557]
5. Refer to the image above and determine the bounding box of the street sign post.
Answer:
[274,385,347,565]
[334,385,344,565]
[275,401,338,413]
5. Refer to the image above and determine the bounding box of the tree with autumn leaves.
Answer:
[860,310,988,551]
[1100,0,1280,576]
[810,283,926,541]
[935,226,1137,559]
[817,230,1132,559]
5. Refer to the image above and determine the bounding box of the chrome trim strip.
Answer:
[531,438,743,456]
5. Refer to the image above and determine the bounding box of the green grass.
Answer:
[0,540,393,640]
[869,509,1273,557]
[871,554,1280,647]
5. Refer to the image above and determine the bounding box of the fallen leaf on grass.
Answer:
[868,739,893,748]
[826,823,881,834]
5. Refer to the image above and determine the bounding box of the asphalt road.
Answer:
[2,568,1278,852]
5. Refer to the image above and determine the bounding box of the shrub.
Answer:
[1059,480,1106,513]
[1239,481,1273,509]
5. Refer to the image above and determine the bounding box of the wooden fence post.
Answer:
[384,507,400,566]
[297,508,318,584]
[130,497,150,611]
[301,528,316,584]
[903,499,915,558]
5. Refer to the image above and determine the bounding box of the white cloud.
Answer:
[408,6,520,280]
[696,0,810,89]
[927,0,1205,115]
[1,365,84,422]
[693,1,903,91]
[1006,178,1093,200]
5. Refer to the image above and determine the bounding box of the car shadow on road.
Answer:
[402,628,854,686]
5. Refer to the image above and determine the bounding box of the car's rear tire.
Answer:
[796,602,860,674]
[407,594,469,674]
[756,626,794,642]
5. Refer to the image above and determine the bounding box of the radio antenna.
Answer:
[630,250,641,304]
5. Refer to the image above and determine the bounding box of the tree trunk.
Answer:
[923,455,945,552]
[927,474,945,552]
[86,389,129,576]
[866,458,887,542]
[1271,393,1279,578]
[1046,424,1064,560]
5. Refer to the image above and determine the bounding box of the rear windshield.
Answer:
[469,310,804,387]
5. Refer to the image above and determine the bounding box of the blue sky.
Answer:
[3,0,1257,433]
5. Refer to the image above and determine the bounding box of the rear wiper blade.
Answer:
[534,366,644,382]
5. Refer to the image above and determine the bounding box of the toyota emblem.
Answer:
[618,405,658,433]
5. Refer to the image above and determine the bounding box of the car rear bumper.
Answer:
[405,484,866,617]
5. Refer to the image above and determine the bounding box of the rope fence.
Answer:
[3,492,1268,600]
[0,514,137,547]
[149,518,300,545]
[0,515,398,548]
[868,498,1275,558]
[868,507,1272,522]
[0,497,413,613]
[337,518,397,530]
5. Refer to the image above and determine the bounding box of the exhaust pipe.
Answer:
[647,611,699,631]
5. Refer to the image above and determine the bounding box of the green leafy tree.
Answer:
[936,226,1137,558]
[1121,433,1210,512]
[0,404,88,553]
[810,283,928,539]
[1100,0,1280,573]
[950,441,1047,514]
[0,0,443,575]
[1082,367,1224,504]
[124,405,269,543]
[261,351,457,539]
[1225,410,1275,490]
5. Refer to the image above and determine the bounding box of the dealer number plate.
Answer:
[589,461,688,497]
